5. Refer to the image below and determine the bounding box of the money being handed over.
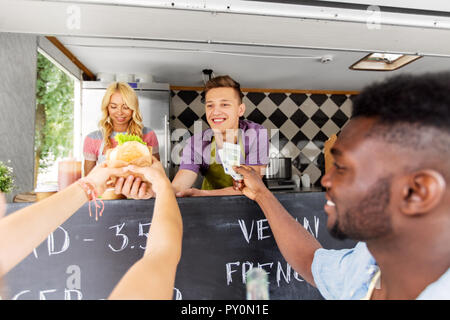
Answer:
[218,142,244,181]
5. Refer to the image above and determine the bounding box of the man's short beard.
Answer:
[329,220,349,240]
[329,176,393,241]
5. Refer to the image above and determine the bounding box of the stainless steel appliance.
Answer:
[264,157,297,190]
[80,81,171,174]
[265,157,292,180]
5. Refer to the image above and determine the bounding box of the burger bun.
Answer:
[105,141,153,182]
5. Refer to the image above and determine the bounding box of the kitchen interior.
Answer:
[1,0,450,202]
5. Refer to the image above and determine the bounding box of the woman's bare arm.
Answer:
[0,164,122,277]
[108,160,183,300]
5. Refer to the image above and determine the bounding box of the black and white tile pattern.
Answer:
[170,89,356,186]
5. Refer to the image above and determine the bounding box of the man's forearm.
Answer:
[171,169,199,194]
[199,186,242,196]
[255,189,322,286]
[171,181,184,194]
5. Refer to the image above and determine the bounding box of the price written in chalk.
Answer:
[108,221,151,252]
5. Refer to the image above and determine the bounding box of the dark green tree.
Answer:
[35,52,74,185]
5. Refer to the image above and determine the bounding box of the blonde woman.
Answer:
[83,82,160,175]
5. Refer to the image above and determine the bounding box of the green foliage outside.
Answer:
[0,160,14,194]
[35,52,74,179]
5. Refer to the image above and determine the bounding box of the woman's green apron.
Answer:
[201,133,245,190]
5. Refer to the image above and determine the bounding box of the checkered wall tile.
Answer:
[170,89,356,186]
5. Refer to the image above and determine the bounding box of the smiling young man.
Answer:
[233,72,450,299]
[172,75,269,197]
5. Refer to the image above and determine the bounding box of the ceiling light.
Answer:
[350,53,422,71]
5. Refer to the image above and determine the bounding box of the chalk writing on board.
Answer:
[7,265,85,300]
[299,216,320,239]
[108,221,151,252]
[108,223,129,252]
[65,289,83,300]
[9,288,83,300]
[6,282,181,300]
[31,226,70,259]
[238,217,320,244]
[48,226,70,256]
[138,222,151,250]
[174,287,182,300]
[238,219,272,243]
[225,261,305,287]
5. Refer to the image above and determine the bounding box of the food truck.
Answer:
[0,0,449,301]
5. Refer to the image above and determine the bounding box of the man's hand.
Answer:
[115,176,154,200]
[114,157,171,199]
[232,165,269,201]
[175,188,203,197]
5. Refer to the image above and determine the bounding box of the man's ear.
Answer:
[238,103,246,117]
[400,170,446,216]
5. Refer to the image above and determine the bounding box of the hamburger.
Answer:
[102,134,153,199]
[105,133,152,168]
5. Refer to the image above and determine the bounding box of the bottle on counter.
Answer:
[246,267,270,300]
[57,158,82,191]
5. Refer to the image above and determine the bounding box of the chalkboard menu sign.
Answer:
[3,192,356,300]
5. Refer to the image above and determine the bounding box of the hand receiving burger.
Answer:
[102,134,154,199]
[105,133,153,179]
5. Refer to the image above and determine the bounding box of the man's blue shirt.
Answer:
[311,242,450,299]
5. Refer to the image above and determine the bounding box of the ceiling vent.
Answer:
[350,53,422,71]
